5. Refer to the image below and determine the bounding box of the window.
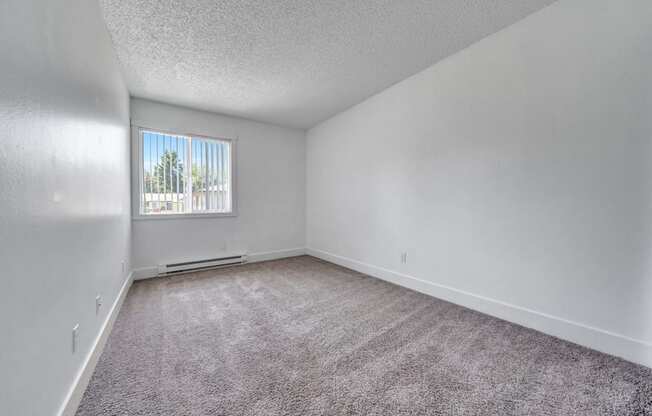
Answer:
[137,129,234,217]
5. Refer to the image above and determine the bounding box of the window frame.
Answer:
[131,124,238,220]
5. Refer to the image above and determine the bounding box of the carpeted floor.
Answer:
[77,256,652,415]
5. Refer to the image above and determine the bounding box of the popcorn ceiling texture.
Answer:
[76,256,652,415]
[98,0,557,128]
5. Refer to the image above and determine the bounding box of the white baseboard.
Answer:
[57,271,134,416]
[306,247,652,369]
[133,247,307,280]
[248,247,306,263]
[132,266,158,280]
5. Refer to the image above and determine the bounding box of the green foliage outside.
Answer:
[144,150,206,194]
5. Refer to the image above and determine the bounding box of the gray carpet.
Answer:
[77,256,652,415]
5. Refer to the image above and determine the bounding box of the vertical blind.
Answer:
[140,130,232,215]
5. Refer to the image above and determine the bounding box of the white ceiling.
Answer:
[99,0,556,129]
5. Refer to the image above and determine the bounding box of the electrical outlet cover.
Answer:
[72,324,79,354]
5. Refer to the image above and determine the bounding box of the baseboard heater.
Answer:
[157,254,248,276]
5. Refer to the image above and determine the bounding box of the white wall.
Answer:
[0,1,131,415]
[131,98,305,275]
[307,0,652,367]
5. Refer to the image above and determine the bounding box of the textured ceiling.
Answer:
[99,0,557,129]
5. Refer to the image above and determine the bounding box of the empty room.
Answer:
[2,0,652,415]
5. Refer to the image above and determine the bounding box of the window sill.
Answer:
[132,212,237,221]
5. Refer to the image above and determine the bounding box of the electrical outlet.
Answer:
[96,294,103,315]
[72,324,79,354]
[401,252,408,264]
